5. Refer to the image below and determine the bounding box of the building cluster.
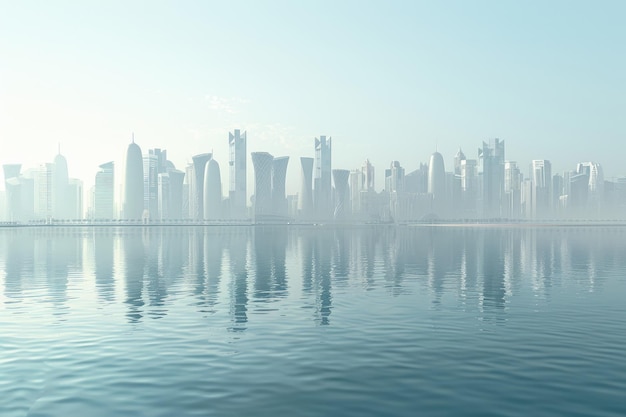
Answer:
[2,135,626,223]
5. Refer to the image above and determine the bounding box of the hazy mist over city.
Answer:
[1,1,625,212]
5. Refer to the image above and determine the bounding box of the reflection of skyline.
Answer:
[0,226,623,326]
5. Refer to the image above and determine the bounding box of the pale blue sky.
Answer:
[1,0,625,195]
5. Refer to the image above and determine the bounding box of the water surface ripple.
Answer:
[1,225,625,416]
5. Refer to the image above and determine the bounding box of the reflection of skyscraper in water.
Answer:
[3,231,28,302]
[94,229,115,302]
[332,228,351,283]
[145,228,168,318]
[252,226,289,304]
[480,229,506,317]
[44,233,74,316]
[253,227,273,301]
[312,230,332,325]
[300,229,315,293]
[201,230,224,313]
[123,229,145,322]
[427,229,452,305]
[228,230,249,330]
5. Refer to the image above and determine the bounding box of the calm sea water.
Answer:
[1,225,625,417]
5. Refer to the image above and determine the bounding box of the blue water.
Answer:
[1,225,625,416]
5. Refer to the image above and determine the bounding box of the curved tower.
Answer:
[251,152,273,221]
[191,153,212,221]
[332,169,350,221]
[272,157,289,218]
[124,139,144,219]
[428,151,446,214]
[203,158,222,220]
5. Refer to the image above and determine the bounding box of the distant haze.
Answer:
[1,1,625,197]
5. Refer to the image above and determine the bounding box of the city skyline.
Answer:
[2,132,625,223]
[1,1,625,197]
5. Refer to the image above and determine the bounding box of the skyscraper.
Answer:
[123,138,144,220]
[143,148,167,219]
[229,129,247,218]
[34,163,53,220]
[53,151,70,219]
[3,164,22,222]
[272,157,289,219]
[479,139,505,218]
[163,169,185,220]
[299,157,314,219]
[94,161,114,219]
[314,135,332,220]
[428,152,446,215]
[203,158,222,220]
[191,153,212,221]
[251,152,274,221]
[332,169,350,220]
[530,160,552,219]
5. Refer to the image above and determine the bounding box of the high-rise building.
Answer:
[428,152,446,215]
[143,148,166,219]
[454,148,466,175]
[53,151,70,219]
[203,158,222,220]
[94,161,114,219]
[123,138,144,220]
[191,153,212,221]
[251,152,274,221]
[34,163,53,220]
[503,161,521,219]
[272,157,289,218]
[68,178,83,220]
[299,157,314,218]
[165,169,185,220]
[530,160,552,219]
[362,159,375,191]
[461,159,479,217]
[332,169,350,220]
[479,139,505,218]
[229,129,247,218]
[3,164,22,222]
[314,135,332,220]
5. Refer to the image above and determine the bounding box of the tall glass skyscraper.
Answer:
[53,151,70,219]
[251,152,273,221]
[203,158,222,220]
[299,157,314,219]
[428,152,446,215]
[123,138,144,220]
[94,161,114,219]
[272,156,289,218]
[314,135,332,220]
[191,153,212,221]
[229,129,247,218]
[479,139,505,218]
[332,169,350,220]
